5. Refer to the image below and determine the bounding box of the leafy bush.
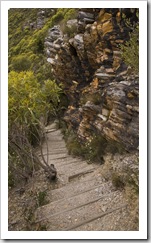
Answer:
[66,133,84,157]
[37,191,48,207]
[63,125,126,164]
[60,9,78,38]
[11,54,32,71]
[8,71,62,185]
[111,173,125,189]
[64,128,107,163]
[85,135,107,163]
[51,11,64,26]
[64,9,78,22]
[63,24,77,38]
[9,71,62,125]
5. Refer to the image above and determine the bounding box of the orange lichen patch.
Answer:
[90,26,98,41]
[127,92,135,99]
[91,78,99,89]
[68,105,75,110]
[104,48,112,54]
[102,20,113,36]
[113,57,121,71]
[100,53,108,62]
[97,10,112,24]
[116,11,121,23]
[115,39,124,44]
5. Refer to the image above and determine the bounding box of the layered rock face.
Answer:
[45,8,139,152]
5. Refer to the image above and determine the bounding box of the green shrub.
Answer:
[65,128,107,163]
[120,11,139,74]
[84,135,107,163]
[64,9,78,22]
[51,11,64,26]
[105,140,125,154]
[35,37,44,53]
[11,54,32,71]
[8,71,62,184]
[63,24,77,38]
[67,136,84,157]
[111,173,125,189]
[37,191,48,207]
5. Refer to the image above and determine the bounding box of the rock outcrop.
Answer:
[45,8,139,152]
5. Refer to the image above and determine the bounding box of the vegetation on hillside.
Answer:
[8,8,139,187]
[8,8,78,80]
[8,8,79,186]
[120,10,139,74]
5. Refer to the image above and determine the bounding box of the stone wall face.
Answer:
[45,8,139,152]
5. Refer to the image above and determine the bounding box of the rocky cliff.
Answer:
[45,8,139,152]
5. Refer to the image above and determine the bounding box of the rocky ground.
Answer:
[8,122,138,231]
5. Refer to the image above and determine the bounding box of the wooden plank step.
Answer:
[46,177,108,203]
[35,182,115,223]
[65,204,128,231]
[72,205,131,231]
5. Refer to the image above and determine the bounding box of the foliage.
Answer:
[8,71,62,185]
[64,9,78,22]
[8,8,78,80]
[66,132,85,157]
[63,127,107,163]
[10,54,32,71]
[62,25,77,38]
[120,11,139,74]
[111,173,125,189]
[84,135,107,163]
[8,8,78,186]
[36,191,48,207]
[59,9,78,38]
[9,71,46,125]
[9,71,62,126]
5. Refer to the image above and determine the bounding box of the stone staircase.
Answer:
[34,123,132,231]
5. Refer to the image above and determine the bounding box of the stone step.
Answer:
[35,190,126,230]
